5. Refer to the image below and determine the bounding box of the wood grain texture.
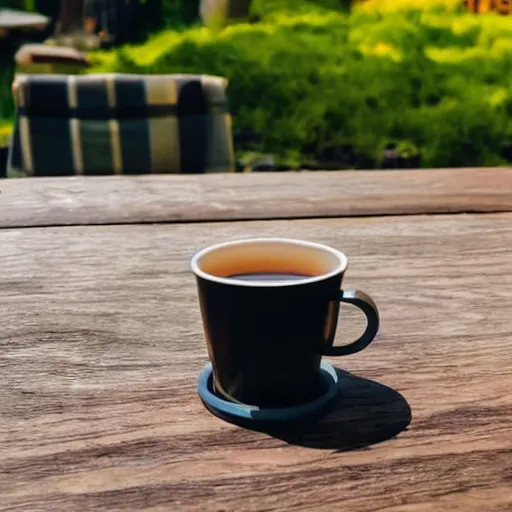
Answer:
[1,167,512,228]
[1,213,512,511]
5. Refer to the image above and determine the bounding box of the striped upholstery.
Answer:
[8,73,235,177]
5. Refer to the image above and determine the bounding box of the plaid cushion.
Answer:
[8,73,235,176]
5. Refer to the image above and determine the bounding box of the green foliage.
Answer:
[24,0,512,167]
[0,67,14,129]
[161,0,200,27]
[0,124,11,146]
[0,0,34,8]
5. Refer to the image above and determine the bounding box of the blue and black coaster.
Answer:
[197,359,339,427]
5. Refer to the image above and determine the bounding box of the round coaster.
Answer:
[197,360,339,425]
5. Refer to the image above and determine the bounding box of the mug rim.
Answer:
[190,237,348,288]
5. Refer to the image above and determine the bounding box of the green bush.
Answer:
[161,0,200,26]
[137,0,200,34]
[0,0,35,8]
[0,67,14,129]
[43,1,512,167]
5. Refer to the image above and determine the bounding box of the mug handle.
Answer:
[321,290,380,356]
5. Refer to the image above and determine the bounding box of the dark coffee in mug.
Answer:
[191,238,379,409]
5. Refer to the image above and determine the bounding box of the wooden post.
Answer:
[465,0,480,12]
[53,0,100,49]
[55,0,85,35]
[200,0,252,27]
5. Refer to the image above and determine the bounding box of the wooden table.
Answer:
[1,168,512,512]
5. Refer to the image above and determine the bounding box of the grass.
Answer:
[0,121,12,146]
[0,64,14,133]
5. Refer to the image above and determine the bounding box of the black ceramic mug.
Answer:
[191,238,379,408]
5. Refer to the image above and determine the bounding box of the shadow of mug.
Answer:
[245,367,412,451]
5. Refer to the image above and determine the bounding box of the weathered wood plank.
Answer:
[1,167,512,228]
[1,213,512,511]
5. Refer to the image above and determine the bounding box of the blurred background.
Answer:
[1,0,512,171]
